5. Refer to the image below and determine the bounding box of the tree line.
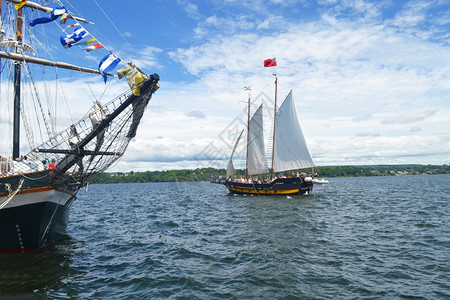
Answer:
[91,164,450,184]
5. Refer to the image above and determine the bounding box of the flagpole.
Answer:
[270,72,278,179]
[263,57,278,179]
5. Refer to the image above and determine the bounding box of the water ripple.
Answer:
[0,176,449,298]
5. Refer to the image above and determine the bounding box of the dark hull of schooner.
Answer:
[223,177,313,195]
[0,171,78,251]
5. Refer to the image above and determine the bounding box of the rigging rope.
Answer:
[88,0,150,69]
[20,73,37,151]
[23,62,52,141]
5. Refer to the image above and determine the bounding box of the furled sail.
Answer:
[226,129,244,177]
[273,90,315,172]
[247,104,269,176]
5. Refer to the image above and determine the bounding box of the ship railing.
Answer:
[0,157,10,177]
[0,157,49,177]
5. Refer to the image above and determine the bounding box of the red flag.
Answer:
[264,58,277,67]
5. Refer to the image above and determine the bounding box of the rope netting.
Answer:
[4,77,159,185]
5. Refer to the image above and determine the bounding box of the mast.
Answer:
[5,1,108,160]
[245,90,251,179]
[270,73,278,179]
[12,4,23,159]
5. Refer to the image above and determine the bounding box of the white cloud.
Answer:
[153,3,450,170]
[178,0,201,19]
[381,110,436,124]
[127,46,163,70]
[310,135,450,166]
[9,1,450,174]
[353,114,373,122]
[24,0,444,172]
[410,127,422,133]
[390,1,430,28]
[187,110,206,119]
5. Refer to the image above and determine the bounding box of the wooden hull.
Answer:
[224,177,313,195]
[0,171,78,251]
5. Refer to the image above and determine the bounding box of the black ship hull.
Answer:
[223,177,313,195]
[0,171,77,251]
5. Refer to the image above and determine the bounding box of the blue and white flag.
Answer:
[98,53,121,83]
[60,25,87,49]
[30,7,67,27]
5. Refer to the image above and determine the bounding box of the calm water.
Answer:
[0,175,449,299]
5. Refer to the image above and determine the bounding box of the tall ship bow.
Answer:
[0,0,160,250]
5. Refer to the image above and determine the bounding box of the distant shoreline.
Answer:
[92,164,450,184]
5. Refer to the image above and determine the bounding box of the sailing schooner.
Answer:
[0,0,160,250]
[217,60,317,195]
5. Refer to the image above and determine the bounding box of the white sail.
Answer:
[247,104,269,176]
[273,90,315,172]
[226,129,244,177]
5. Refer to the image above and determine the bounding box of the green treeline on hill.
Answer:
[92,164,450,184]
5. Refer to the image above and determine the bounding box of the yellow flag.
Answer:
[14,0,28,10]
[85,37,97,45]
[132,72,145,96]
[125,70,145,96]
[117,64,134,79]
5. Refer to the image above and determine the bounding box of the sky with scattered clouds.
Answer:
[3,0,450,171]
[123,0,450,171]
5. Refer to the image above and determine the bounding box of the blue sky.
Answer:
[87,0,450,171]
[15,0,450,171]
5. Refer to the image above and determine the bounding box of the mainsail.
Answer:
[247,104,269,176]
[273,90,315,172]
